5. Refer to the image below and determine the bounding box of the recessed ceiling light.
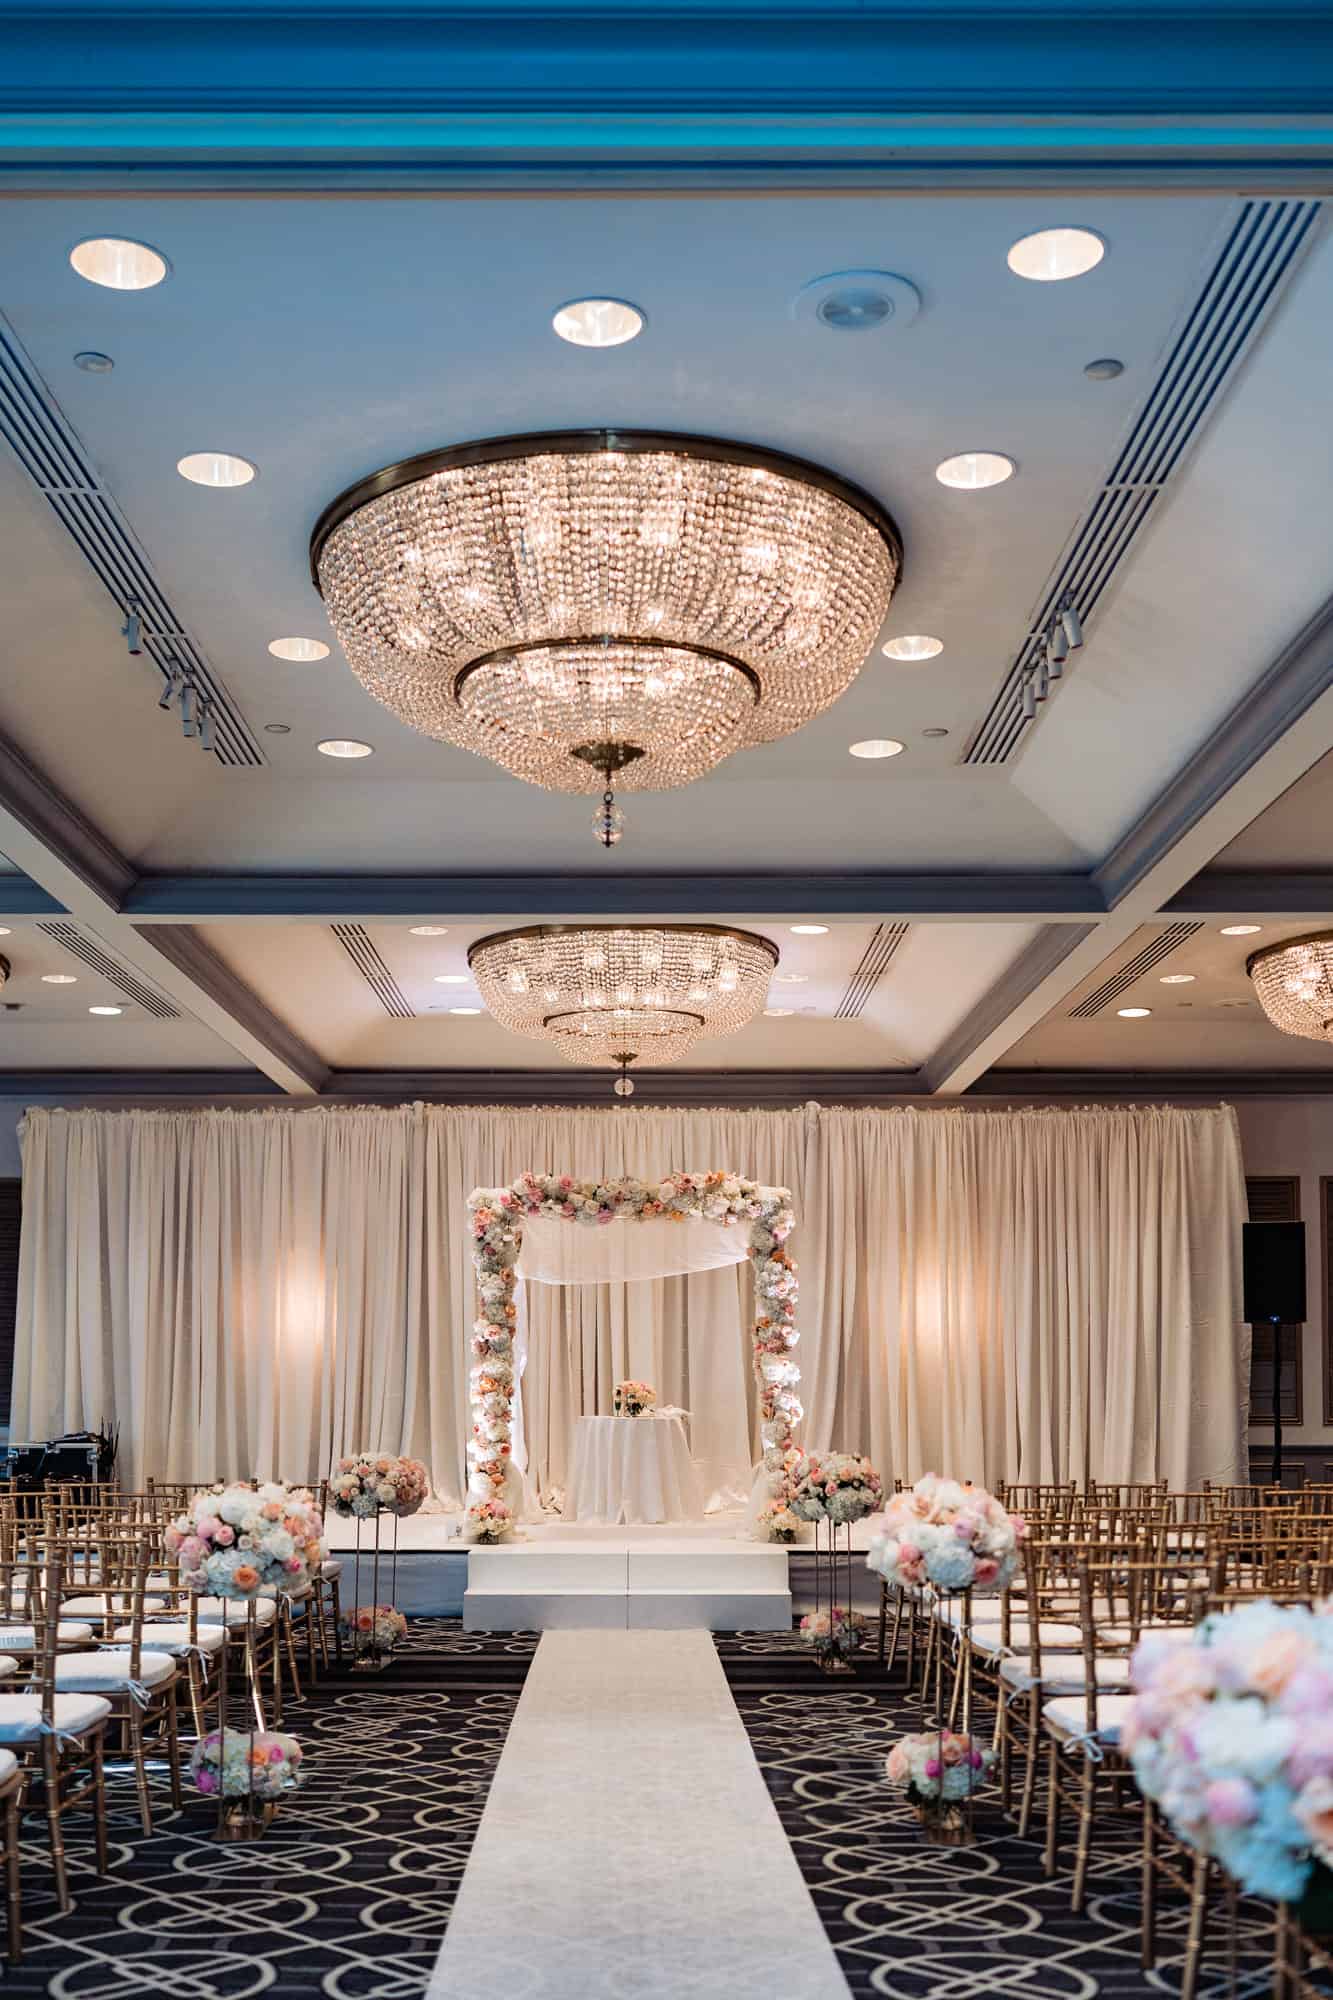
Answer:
[552,298,644,348]
[789,925,828,935]
[1006,227,1105,283]
[935,451,1015,491]
[1117,1006,1151,1018]
[1084,357,1124,382]
[177,451,256,489]
[0,928,11,937]
[268,637,330,663]
[449,1006,482,1016]
[881,634,943,662]
[69,237,167,290]
[74,351,114,374]
[764,1007,795,1018]
[922,727,950,738]
[88,1004,124,1016]
[1160,973,1196,985]
[41,973,77,985]
[434,974,468,985]
[317,738,373,759]
[1221,924,1262,936]
[774,973,808,984]
[849,738,905,759]
[411,925,450,937]
[264,723,292,735]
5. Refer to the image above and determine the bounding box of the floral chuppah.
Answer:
[465,1171,802,1541]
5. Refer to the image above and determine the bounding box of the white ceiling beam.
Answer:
[0,727,327,1096]
[927,594,1333,1093]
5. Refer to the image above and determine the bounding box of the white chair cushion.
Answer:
[1099,1621,1193,1648]
[111,1622,225,1657]
[1043,1693,1138,1745]
[1001,1653,1133,1694]
[54,1651,176,1693]
[61,1595,169,1619]
[192,1597,277,1627]
[0,1694,111,1743]
[320,1560,343,1579]
[972,1620,1083,1653]
[0,1749,17,1783]
[0,1660,18,1682]
[0,1623,95,1652]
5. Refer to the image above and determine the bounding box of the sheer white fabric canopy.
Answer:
[510,1210,753,1513]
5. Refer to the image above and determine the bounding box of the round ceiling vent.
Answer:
[790,270,922,333]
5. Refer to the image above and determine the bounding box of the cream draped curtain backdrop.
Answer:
[12,1101,1248,1499]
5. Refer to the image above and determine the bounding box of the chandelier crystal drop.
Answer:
[1248,933,1333,1041]
[311,431,901,843]
[468,923,778,1082]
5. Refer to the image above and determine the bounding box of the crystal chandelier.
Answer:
[468,923,778,1095]
[311,431,901,845]
[1248,933,1333,1041]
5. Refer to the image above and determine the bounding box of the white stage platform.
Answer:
[324,1510,880,1628]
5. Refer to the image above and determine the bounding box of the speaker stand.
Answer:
[1271,1314,1284,1488]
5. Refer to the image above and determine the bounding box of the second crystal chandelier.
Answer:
[311,430,902,845]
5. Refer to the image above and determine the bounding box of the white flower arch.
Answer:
[465,1171,802,1537]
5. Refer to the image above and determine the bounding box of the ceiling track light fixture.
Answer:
[311,430,901,847]
[1018,594,1086,724]
[157,656,218,756]
[468,922,778,1094]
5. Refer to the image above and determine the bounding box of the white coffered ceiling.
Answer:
[0,179,1330,1099]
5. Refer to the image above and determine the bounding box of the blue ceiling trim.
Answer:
[0,4,1331,167]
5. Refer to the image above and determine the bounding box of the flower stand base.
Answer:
[815,1650,856,1677]
[351,1648,394,1675]
[913,1804,973,1847]
[215,1800,279,1843]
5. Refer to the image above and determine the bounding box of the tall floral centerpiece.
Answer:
[465,1172,802,1542]
[789,1450,882,1675]
[1125,1600,1333,1925]
[327,1453,429,1669]
[868,1475,1025,1843]
[167,1480,324,1840]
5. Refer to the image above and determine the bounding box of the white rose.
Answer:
[218,1492,253,1527]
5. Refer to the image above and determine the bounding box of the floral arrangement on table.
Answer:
[339,1604,408,1658]
[866,1475,1025,1596]
[1124,1599,1333,1913]
[789,1451,883,1526]
[614,1380,657,1418]
[462,1499,514,1545]
[328,1453,429,1518]
[465,1172,801,1540]
[166,1482,325,1600]
[800,1606,867,1660]
[886,1729,994,1837]
[191,1728,304,1801]
[755,1499,804,1544]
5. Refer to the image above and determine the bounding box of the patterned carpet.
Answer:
[4,1621,536,1999]
[715,1629,1279,2000]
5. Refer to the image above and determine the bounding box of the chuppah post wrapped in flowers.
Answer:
[464,1172,804,1543]
[328,1453,429,1670]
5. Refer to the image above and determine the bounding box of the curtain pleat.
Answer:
[12,1100,1248,1498]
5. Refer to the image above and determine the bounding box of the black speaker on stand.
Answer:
[1242,1220,1307,1487]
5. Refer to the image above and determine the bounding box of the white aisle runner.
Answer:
[428,1630,851,1999]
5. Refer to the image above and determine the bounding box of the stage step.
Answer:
[462,1541,792,1632]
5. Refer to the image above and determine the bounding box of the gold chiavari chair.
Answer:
[0,1556,109,1913]
[0,1748,22,1963]
[1274,1898,1333,1998]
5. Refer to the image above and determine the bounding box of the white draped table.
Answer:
[563,1414,705,1525]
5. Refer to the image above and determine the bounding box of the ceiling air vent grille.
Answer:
[966,198,1322,768]
[1069,922,1203,1019]
[0,316,264,769]
[37,921,180,1019]
[835,923,910,1020]
[332,924,414,1019]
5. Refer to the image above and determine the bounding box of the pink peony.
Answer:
[1249,1630,1315,1699]
[1204,1777,1258,1827]
[212,1524,235,1547]
[973,1558,999,1586]
[924,1757,942,1779]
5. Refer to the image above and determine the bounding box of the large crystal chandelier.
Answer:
[468,923,778,1095]
[311,431,901,845]
[1248,933,1333,1041]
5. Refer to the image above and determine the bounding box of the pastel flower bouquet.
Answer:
[886,1729,995,1843]
[192,1727,304,1837]
[462,1499,514,1545]
[1125,1599,1333,1919]
[329,1453,429,1518]
[800,1606,867,1661]
[614,1380,657,1418]
[866,1475,1025,1596]
[340,1604,408,1659]
[167,1481,325,1601]
[790,1451,883,1526]
[755,1499,804,1544]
